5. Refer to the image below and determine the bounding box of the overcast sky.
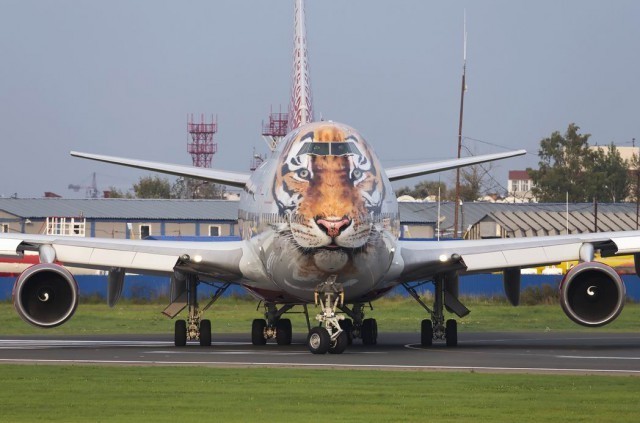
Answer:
[1,0,639,198]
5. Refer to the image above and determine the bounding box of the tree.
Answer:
[458,165,490,201]
[529,124,630,203]
[132,176,172,199]
[629,154,640,204]
[395,181,448,200]
[585,144,629,203]
[171,177,226,199]
[529,123,595,202]
[104,186,132,199]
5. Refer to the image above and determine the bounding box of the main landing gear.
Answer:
[306,276,349,354]
[403,273,469,347]
[337,302,378,346]
[251,302,304,346]
[163,273,229,347]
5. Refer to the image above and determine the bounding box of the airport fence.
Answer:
[2,274,640,302]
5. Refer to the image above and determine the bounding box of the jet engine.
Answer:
[560,261,625,327]
[13,263,78,328]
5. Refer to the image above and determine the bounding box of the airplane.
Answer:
[1,0,638,355]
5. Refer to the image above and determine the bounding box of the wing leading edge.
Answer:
[398,231,640,282]
[0,233,245,281]
[386,150,527,181]
[70,151,251,189]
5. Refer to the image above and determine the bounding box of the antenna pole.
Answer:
[454,12,467,239]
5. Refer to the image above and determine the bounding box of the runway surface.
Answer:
[2,332,640,375]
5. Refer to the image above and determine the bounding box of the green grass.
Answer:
[2,296,640,335]
[0,365,638,422]
[2,298,640,421]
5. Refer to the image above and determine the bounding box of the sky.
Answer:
[1,0,639,198]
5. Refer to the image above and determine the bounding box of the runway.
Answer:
[1,332,640,375]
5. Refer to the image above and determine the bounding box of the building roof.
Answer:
[399,201,640,232]
[508,170,531,180]
[478,209,638,237]
[1,199,638,232]
[0,198,239,221]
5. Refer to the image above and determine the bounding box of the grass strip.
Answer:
[0,365,639,422]
[1,297,640,335]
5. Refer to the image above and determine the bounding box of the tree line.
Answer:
[396,123,637,203]
[106,177,226,200]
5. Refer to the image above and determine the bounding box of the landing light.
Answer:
[439,253,461,263]
[193,255,203,263]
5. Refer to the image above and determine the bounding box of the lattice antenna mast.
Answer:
[262,105,289,152]
[289,0,314,130]
[187,114,218,168]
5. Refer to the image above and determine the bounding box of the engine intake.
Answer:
[560,261,625,327]
[13,263,78,328]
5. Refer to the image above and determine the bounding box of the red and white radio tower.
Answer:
[262,105,289,152]
[289,0,314,130]
[187,114,218,168]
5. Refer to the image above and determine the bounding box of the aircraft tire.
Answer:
[199,319,212,346]
[307,327,331,354]
[328,331,348,354]
[275,318,292,345]
[174,320,187,347]
[362,318,378,345]
[421,319,433,347]
[445,319,458,347]
[340,318,353,345]
[251,319,267,345]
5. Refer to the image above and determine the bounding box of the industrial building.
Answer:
[0,199,239,239]
[1,198,638,241]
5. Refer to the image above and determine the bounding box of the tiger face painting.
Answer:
[272,122,386,253]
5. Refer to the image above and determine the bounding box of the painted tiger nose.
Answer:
[316,217,351,238]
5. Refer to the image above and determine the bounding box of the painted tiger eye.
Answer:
[297,168,311,180]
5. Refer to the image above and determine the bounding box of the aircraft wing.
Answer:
[398,231,640,282]
[386,150,527,182]
[0,233,245,281]
[70,151,251,189]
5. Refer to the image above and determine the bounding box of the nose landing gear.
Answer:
[307,276,348,354]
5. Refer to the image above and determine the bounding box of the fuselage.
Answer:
[237,121,402,303]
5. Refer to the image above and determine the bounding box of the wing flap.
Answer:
[0,239,23,257]
[610,236,640,254]
[461,243,582,272]
[55,246,178,272]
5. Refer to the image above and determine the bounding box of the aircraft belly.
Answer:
[262,231,394,302]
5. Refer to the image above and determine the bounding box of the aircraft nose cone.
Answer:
[316,217,351,238]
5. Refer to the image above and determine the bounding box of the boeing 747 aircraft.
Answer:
[1,1,638,354]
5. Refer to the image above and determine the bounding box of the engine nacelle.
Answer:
[12,263,78,328]
[560,261,625,327]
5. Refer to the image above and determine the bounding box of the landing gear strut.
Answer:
[403,273,469,347]
[307,275,348,355]
[167,274,229,347]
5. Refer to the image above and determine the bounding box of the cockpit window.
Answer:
[296,142,362,157]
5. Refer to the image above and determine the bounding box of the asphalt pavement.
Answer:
[2,332,640,375]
